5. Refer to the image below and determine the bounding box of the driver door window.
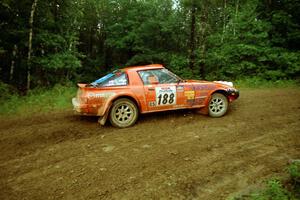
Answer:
[138,69,179,85]
[138,68,180,111]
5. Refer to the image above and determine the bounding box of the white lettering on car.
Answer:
[88,92,115,99]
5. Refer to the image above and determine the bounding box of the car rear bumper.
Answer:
[72,97,106,116]
[72,97,88,114]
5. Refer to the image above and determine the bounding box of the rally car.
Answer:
[72,64,239,128]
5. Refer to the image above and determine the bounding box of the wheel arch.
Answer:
[197,89,228,115]
[211,89,228,97]
[108,94,141,114]
[98,94,140,126]
[207,89,229,104]
[211,89,239,103]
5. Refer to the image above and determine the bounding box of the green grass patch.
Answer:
[248,179,291,200]
[0,84,76,116]
[230,161,300,200]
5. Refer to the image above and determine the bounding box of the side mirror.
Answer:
[148,75,159,84]
[177,79,184,84]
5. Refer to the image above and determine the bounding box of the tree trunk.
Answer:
[189,1,196,73]
[27,0,38,92]
[10,44,17,82]
[233,0,239,36]
[221,0,227,43]
[198,6,208,79]
[266,0,272,13]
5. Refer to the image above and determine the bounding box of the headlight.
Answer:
[214,81,233,87]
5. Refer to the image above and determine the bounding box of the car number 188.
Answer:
[155,86,176,106]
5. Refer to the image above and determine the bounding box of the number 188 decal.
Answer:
[155,86,176,106]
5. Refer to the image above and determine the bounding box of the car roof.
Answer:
[122,64,164,72]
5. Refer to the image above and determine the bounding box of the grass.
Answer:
[0,84,76,116]
[229,161,300,200]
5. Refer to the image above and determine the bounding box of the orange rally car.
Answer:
[72,64,239,128]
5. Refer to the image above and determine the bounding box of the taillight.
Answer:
[76,89,82,98]
[77,89,88,104]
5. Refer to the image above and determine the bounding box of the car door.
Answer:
[138,68,194,112]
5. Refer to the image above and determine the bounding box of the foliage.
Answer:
[0,81,18,100]
[168,54,193,79]
[250,179,290,200]
[0,0,300,92]
[33,52,81,70]
[230,162,300,200]
[289,160,300,182]
[205,0,300,80]
[288,160,300,199]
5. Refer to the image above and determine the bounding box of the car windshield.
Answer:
[90,70,128,87]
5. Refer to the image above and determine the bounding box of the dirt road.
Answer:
[0,88,299,200]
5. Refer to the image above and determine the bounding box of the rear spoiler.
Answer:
[77,83,87,88]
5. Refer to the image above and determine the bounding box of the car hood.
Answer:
[185,80,234,88]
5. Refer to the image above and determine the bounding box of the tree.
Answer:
[31,0,83,85]
[27,0,38,91]
[0,0,299,93]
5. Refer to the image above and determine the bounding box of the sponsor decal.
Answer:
[149,101,156,107]
[87,92,115,99]
[184,91,195,100]
[155,86,176,106]
[194,85,216,90]
[176,85,184,92]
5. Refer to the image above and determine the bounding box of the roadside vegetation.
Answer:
[231,161,300,200]
[0,82,76,116]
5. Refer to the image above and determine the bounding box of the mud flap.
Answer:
[98,111,109,125]
[196,106,209,115]
[98,103,112,126]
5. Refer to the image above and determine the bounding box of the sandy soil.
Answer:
[0,88,299,200]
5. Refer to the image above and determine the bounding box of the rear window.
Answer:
[91,70,128,87]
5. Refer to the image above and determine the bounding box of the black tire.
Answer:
[208,93,228,117]
[109,98,139,128]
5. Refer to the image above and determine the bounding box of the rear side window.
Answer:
[91,71,128,87]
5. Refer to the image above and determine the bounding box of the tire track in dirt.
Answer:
[0,88,299,199]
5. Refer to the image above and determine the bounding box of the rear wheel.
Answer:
[109,98,138,128]
[208,93,228,117]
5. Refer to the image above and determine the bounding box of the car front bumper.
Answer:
[226,89,239,102]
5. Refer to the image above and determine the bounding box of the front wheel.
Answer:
[109,98,138,128]
[208,93,228,117]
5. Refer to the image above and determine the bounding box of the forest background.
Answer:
[0,0,299,95]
